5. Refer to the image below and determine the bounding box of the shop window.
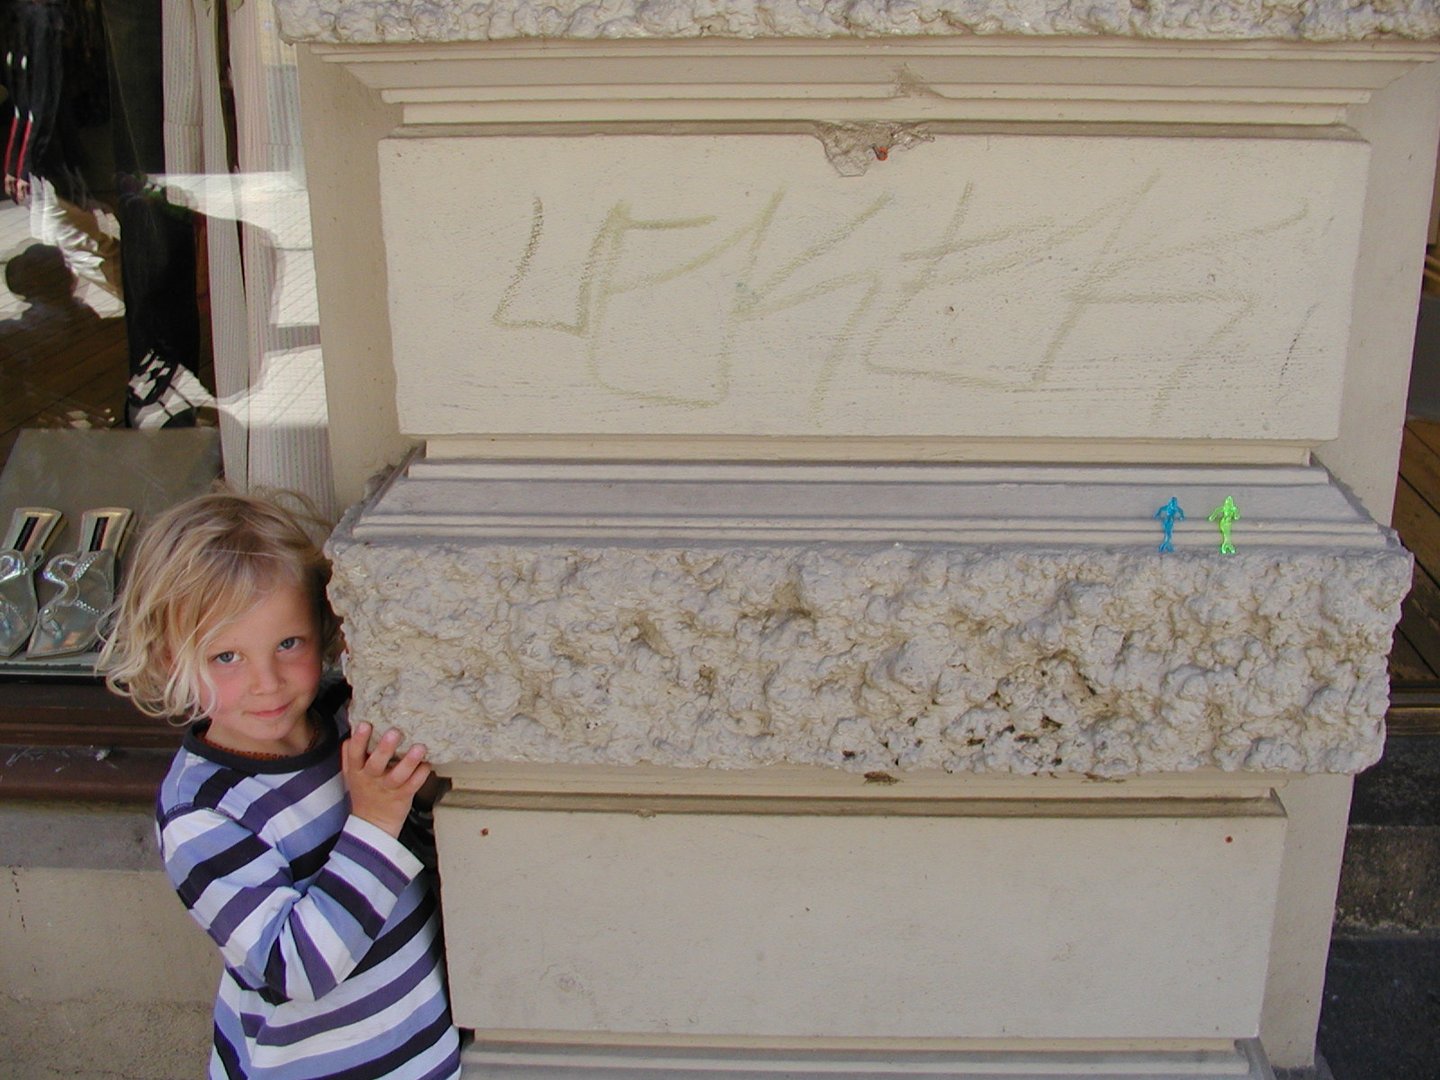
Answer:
[1,0,330,788]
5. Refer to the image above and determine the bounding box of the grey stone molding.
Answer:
[327,460,1410,777]
[275,0,1440,45]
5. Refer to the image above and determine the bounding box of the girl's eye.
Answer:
[211,650,238,665]
[278,636,302,652]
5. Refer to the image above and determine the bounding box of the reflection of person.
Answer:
[2,241,102,335]
[99,492,463,1080]
[2,0,122,297]
[2,0,209,427]
[95,0,209,427]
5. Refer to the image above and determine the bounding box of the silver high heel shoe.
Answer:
[0,507,63,657]
[27,507,133,659]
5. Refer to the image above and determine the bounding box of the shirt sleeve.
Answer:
[158,808,425,1003]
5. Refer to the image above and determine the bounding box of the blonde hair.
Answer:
[99,489,340,721]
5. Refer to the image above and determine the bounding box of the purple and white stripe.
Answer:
[157,714,461,1079]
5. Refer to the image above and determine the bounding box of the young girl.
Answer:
[100,491,462,1080]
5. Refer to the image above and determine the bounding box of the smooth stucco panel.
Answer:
[437,801,1285,1038]
[379,132,1367,444]
[0,867,217,1078]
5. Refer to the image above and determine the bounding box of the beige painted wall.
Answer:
[440,798,1286,1040]
[0,804,218,1079]
[1314,59,1440,523]
[299,45,1440,1074]
[3,43,1432,1080]
[1263,56,1440,1068]
[297,48,414,508]
[380,129,1367,444]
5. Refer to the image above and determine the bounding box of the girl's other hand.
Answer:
[343,722,432,838]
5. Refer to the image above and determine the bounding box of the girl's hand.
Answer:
[342,722,432,838]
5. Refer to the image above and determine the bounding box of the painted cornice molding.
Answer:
[275,0,1440,45]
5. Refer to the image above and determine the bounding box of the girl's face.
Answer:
[199,578,323,757]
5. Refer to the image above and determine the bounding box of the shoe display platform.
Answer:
[0,427,220,676]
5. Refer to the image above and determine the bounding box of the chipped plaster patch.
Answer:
[813,123,934,177]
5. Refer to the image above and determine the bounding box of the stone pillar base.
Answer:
[435,776,1286,1051]
[460,1038,1274,1079]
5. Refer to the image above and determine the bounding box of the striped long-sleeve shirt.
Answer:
[156,692,462,1080]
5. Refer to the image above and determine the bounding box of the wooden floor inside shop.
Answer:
[0,197,216,474]
[1385,418,1440,734]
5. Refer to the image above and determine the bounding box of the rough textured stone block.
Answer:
[330,504,1408,776]
[275,0,1440,46]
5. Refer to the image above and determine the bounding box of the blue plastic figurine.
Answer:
[1154,497,1185,553]
[1208,495,1240,554]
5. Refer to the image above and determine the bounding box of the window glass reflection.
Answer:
[2,0,332,516]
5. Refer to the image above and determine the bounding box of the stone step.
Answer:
[1334,825,1440,931]
[1333,734,1440,933]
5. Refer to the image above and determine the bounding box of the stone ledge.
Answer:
[327,461,1409,777]
[318,37,1438,130]
[351,459,1388,547]
[456,1038,1275,1077]
[276,0,1440,46]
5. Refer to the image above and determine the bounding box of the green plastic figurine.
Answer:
[1208,496,1240,554]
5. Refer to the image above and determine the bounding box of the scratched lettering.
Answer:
[493,177,1313,420]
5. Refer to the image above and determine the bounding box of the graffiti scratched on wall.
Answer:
[492,176,1315,422]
